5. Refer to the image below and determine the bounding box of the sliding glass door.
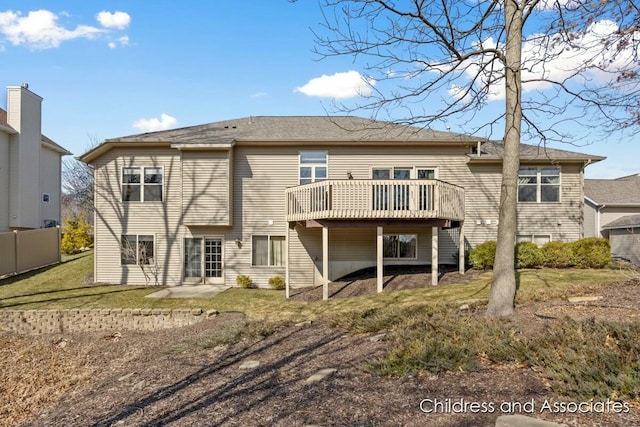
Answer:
[183,237,224,284]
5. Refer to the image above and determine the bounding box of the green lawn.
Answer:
[0,250,633,322]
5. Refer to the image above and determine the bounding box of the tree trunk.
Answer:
[486,0,522,317]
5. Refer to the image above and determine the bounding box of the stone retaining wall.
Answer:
[0,308,218,335]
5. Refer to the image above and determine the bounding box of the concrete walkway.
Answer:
[145,284,231,299]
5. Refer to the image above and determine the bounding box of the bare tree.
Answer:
[62,157,94,223]
[306,0,640,316]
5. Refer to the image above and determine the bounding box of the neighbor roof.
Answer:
[602,214,640,230]
[585,175,640,205]
[0,107,70,155]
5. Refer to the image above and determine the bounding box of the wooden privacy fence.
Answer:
[0,227,61,278]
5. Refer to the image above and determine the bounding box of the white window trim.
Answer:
[121,166,165,202]
[383,233,418,260]
[251,234,286,267]
[298,151,328,184]
[120,233,156,266]
[518,166,561,203]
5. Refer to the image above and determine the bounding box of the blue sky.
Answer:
[0,1,637,179]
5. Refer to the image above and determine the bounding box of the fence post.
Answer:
[13,229,18,275]
[57,225,62,263]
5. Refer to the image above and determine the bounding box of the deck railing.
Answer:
[285,179,465,222]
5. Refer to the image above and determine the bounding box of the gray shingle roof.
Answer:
[585,175,640,205]
[602,214,640,229]
[107,116,483,145]
[470,140,605,162]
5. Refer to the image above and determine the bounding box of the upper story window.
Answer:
[299,151,327,185]
[518,167,560,203]
[122,167,163,202]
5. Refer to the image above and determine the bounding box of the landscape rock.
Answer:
[239,360,260,369]
[306,368,337,383]
[495,414,567,427]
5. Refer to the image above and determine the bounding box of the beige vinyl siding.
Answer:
[0,133,9,231]
[93,147,184,285]
[583,201,598,237]
[515,163,583,242]
[609,228,640,265]
[182,150,231,226]
[39,145,62,226]
[230,146,298,286]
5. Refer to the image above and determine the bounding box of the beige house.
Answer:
[0,84,71,232]
[80,116,603,297]
[584,174,640,264]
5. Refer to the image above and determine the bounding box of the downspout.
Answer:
[596,204,606,237]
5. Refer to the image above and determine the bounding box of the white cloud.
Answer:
[0,9,103,49]
[108,35,129,49]
[133,114,178,132]
[250,92,268,98]
[294,70,376,99]
[450,20,640,102]
[96,11,130,29]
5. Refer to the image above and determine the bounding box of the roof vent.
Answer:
[21,83,29,89]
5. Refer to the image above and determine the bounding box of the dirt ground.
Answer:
[4,274,640,427]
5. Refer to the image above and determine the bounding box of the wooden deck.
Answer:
[285,179,465,222]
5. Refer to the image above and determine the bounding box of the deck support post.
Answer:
[431,226,439,286]
[376,226,384,293]
[458,221,465,275]
[285,224,290,299]
[322,226,329,300]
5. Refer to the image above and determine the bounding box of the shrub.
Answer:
[571,237,611,268]
[61,213,93,255]
[268,275,285,290]
[542,241,574,268]
[515,241,544,268]
[469,240,496,270]
[236,274,253,288]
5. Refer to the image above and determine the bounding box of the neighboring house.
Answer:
[79,116,603,296]
[584,174,640,264]
[0,84,71,232]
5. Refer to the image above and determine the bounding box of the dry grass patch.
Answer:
[0,334,91,427]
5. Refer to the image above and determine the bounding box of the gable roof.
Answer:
[109,116,482,144]
[602,214,640,230]
[79,115,604,165]
[584,175,640,205]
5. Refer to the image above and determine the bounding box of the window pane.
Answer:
[300,151,327,164]
[300,167,312,178]
[252,235,269,266]
[144,185,163,202]
[383,235,398,258]
[184,238,202,278]
[270,236,285,266]
[518,185,536,202]
[299,178,313,185]
[144,167,163,184]
[417,169,435,179]
[394,168,411,179]
[540,185,559,202]
[122,184,141,202]
[315,167,327,179]
[398,235,417,258]
[519,167,537,177]
[139,235,154,265]
[533,235,551,246]
[121,235,137,264]
[123,167,141,183]
[372,168,390,179]
[516,235,532,243]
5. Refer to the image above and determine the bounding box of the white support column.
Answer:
[285,225,290,299]
[322,226,329,300]
[377,226,383,293]
[431,226,439,286]
[458,221,465,275]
